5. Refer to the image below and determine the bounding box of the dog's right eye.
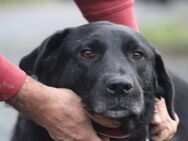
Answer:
[132,51,144,60]
[80,49,96,59]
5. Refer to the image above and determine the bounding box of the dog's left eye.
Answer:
[132,51,143,60]
[81,49,96,59]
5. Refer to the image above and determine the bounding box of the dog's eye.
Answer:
[81,49,96,59]
[132,51,143,60]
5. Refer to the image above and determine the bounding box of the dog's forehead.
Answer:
[71,22,147,46]
[74,22,135,39]
[68,22,134,48]
[67,22,155,56]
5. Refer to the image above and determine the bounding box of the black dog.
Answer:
[11,22,188,141]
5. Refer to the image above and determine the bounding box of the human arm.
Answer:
[0,55,26,101]
[74,0,139,31]
[6,76,102,141]
[0,55,102,141]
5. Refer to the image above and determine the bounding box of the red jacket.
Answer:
[0,0,137,101]
[0,55,26,100]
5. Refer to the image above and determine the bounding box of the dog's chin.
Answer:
[104,110,130,118]
[86,112,122,128]
[87,111,131,139]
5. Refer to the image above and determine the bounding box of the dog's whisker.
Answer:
[143,96,152,100]
[143,95,153,102]
[144,98,154,104]
[143,91,154,103]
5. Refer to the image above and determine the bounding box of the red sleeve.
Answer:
[74,0,139,31]
[0,55,26,101]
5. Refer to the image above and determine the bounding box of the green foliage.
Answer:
[141,22,188,50]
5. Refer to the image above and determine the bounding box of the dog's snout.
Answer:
[106,77,133,95]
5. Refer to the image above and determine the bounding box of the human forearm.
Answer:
[6,76,47,121]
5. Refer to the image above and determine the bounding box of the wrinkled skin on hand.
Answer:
[7,76,109,141]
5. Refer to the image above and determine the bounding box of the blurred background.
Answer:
[0,0,187,140]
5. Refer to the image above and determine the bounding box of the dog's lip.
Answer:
[108,106,127,111]
[105,107,130,118]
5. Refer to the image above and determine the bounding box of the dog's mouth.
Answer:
[93,122,130,139]
[104,106,130,118]
[86,112,131,139]
[83,101,139,138]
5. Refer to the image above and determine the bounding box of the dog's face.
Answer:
[20,22,174,136]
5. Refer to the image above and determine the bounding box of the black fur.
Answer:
[11,22,188,141]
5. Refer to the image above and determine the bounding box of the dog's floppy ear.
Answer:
[153,50,175,120]
[19,28,73,75]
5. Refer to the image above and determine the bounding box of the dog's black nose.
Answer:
[107,78,133,95]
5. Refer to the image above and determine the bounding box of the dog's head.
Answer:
[20,22,174,137]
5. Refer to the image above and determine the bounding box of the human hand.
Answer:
[7,76,108,141]
[150,98,179,141]
[38,88,104,141]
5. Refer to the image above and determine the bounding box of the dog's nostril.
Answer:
[107,83,119,92]
[107,81,133,94]
[123,83,133,93]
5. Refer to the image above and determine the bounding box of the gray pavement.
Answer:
[0,1,188,141]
